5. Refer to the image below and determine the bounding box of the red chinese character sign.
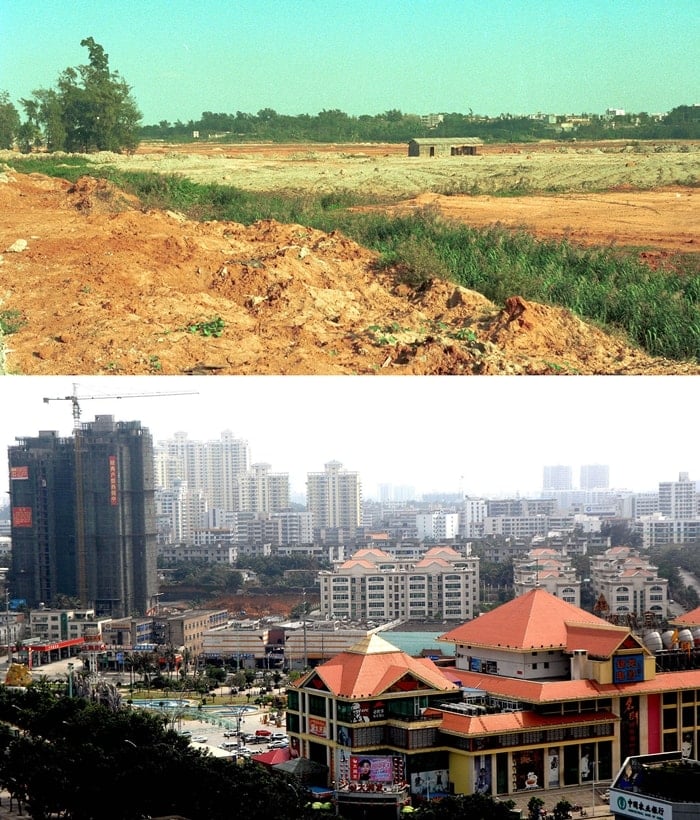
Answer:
[613,654,643,683]
[12,507,32,527]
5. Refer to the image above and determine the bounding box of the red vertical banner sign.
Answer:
[109,455,118,505]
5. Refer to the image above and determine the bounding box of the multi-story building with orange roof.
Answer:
[288,587,700,809]
[318,545,479,622]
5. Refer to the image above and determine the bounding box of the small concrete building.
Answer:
[408,137,482,157]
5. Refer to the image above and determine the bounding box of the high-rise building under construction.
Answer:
[8,415,157,618]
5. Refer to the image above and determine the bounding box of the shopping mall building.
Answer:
[286,588,700,814]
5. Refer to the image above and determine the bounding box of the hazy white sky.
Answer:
[0,376,696,501]
[2,1,697,124]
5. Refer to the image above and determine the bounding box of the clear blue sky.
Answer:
[2,0,697,125]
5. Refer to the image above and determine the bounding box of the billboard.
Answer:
[350,755,395,783]
[10,466,29,480]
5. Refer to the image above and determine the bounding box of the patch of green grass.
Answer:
[187,317,225,338]
[0,309,26,335]
[147,355,163,373]
[4,154,96,182]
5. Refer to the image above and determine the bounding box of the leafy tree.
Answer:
[527,795,545,820]
[0,91,20,149]
[23,37,140,153]
[600,520,642,548]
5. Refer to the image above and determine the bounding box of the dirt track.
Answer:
[0,140,698,376]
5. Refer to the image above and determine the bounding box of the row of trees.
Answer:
[141,103,700,144]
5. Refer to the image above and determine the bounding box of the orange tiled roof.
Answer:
[295,633,459,699]
[439,708,616,737]
[439,588,621,651]
[439,665,700,703]
[338,558,379,570]
[671,606,700,627]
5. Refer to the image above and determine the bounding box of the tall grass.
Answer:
[6,155,700,362]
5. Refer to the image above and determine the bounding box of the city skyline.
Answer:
[0,376,696,503]
[2,1,697,124]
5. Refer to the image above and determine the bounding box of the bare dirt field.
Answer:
[0,140,698,376]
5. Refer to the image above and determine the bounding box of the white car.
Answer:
[192,735,209,744]
[267,740,289,749]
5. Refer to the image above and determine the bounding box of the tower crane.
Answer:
[41,384,198,605]
[43,383,198,429]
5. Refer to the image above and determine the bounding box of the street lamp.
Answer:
[229,706,247,748]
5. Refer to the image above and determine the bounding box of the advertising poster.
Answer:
[548,748,560,787]
[513,748,544,791]
[412,769,449,796]
[350,755,394,783]
[308,717,327,737]
[474,755,492,795]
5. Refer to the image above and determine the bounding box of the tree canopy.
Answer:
[0,684,314,820]
[20,37,141,153]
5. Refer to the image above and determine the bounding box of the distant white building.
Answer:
[416,511,459,540]
[659,472,697,519]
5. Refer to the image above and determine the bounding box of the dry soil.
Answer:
[0,140,697,375]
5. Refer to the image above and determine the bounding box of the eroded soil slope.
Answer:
[1,167,698,376]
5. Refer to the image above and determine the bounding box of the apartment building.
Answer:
[589,546,668,619]
[155,430,251,513]
[157,541,238,565]
[634,514,700,549]
[542,465,573,492]
[658,472,697,519]
[580,464,610,490]
[307,461,362,532]
[416,511,459,541]
[512,548,581,605]
[232,462,290,514]
[9,416,158,618]
[318,546,479,622]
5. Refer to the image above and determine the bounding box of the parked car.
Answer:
[220,741,238,750]
[255,729,272,738]
[222,730,238,738]
[270,732,287,742]
[179,730,192,737]
[191,735,208,744]
[267,740,289,750]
